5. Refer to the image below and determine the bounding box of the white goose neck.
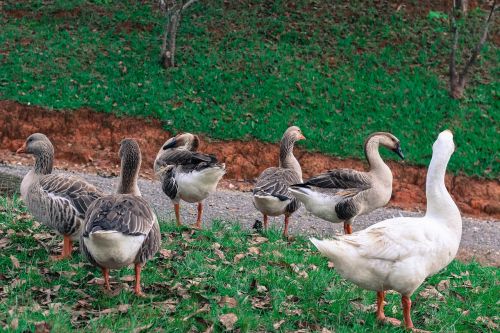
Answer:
[424,144,461,232]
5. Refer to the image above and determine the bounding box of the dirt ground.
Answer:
[1,100,499,220]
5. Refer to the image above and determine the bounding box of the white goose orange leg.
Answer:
[376,291,401,326]
[263,215,268,230]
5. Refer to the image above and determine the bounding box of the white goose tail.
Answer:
[310,237,340,261]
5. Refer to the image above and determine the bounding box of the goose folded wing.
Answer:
[155,150,219,171]
[39,174,102,216]
[83,195,155,237]
[343,221,429,262]
[254,168,300,200]
[303,169,371,190]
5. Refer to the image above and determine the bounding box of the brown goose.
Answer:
[252,126,305,237]
[290,132,404,234]
[17,133,103,260]
[154,133,225,229]
[81,139,161,296]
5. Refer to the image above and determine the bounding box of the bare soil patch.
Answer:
[0,100,498,220]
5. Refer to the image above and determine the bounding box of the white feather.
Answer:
[176,166,225,203]
[252,194,290,216]
[290,187,341,222]
[84,231,145,269]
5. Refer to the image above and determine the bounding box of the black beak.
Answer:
[393,144,404,160]
[163,138,177,150]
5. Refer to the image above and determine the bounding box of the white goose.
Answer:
[17,133,103,260]
[311,130,461,331]
[81,139,161,296]
[290,132,404,234]
[154,133,226,229]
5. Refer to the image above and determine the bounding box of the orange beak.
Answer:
[297,133,306,140]
[16,142,27,154]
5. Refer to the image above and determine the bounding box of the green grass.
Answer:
[0,196,499,332]
[0,1,498,178]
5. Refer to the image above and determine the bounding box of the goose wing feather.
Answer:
[155,149,220,172]
[253,167,301,213]
[304,169,371,190]
[82,194,155,237]
[39,174,103,217]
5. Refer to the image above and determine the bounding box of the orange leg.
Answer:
[51,235,73,260]
[402,295,414,329]
[174,203,182,226]
[134,263,145,297]
[343,222,353,234]
[376,291,401,326]
[101,267,110,290]
[263,215,268,230]
[194,202,203,229]
[283,215,290,237]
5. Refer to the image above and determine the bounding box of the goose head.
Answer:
[162,133,200,151]
[282,126,306,143]
[432,130,455,160]
[17,133,54,157]
[365,132,404,160]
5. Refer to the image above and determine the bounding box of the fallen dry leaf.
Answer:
[10,318,18,330]
[327,262,335,268]
[476,316,499,329]
[248,247,260,255]
[233,253,245,263]
[133,324,153,333]
[34,321,51,333]
[436,279,450,291]
[218,296,238,308]
[351,301,376,313]
[214,248,225,260]
[0,238,10,249]
[120,275,135,282]
[251,236,268,245]
[10,255,20,269]
[419,286,445,301]
[118,304,130,313]
[273,320,285,329]
[160,249,173,259]
[182,303,210,321]
[252,295,271,309]
[219,313,238,330]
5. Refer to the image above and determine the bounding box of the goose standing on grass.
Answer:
[252,126,305,237]
[154,133,225,229]
[81,139,161,296]
[17,133,103,260]
[311,130,461,331]
[290,132,404,234]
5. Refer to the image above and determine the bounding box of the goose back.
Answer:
[81,194,161,268]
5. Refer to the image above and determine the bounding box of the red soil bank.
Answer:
[0,100,498,220]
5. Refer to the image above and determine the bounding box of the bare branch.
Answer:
[182,0,199,10]
[458,1,497,85]
[449,0,459,85]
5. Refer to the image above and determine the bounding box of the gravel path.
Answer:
[1,163,499,266]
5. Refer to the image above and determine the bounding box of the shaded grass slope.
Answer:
[0,1,498,177]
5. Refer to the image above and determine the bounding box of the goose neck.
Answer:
[424,151,461,227]
[117,155,141,196]
[34,149,53,175]
[279,136,302,180]
[364,139,389,174]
